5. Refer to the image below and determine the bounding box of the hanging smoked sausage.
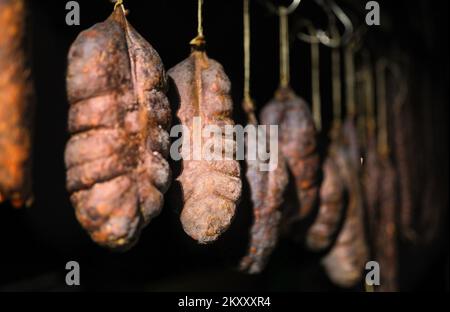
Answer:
[168,49,242,244]
[239,0,288,273]
[260,7,319,221]
[306,141,344,251]
[240,99,288,273]
[322,122,369,288]
[302,21,345,251]
[322,43,369,288]
[0,0,34,207]
[65,6,171,249]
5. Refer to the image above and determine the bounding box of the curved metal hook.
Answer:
[296,19,320,44]
[284,0,302,14]
[258,0,302,16]
[314,0,353,47]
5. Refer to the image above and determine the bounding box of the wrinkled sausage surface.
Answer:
[240,100,288,273]
[306,148,344,251]
[168,50,242,244]
[65,8,171,249]
[260,87,319,220]
[322,119,369,288]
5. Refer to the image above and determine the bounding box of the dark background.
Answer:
[0,0,447,291]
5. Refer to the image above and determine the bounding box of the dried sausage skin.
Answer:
[240,105,288,273]
[65,8,171,249]
[322,119,369,288]
[260,87,319,220]
[168,50,242,244]
[306,153,344,251]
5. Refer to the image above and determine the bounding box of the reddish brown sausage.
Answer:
[240,99,289,273]
[0,0,34,207]
[168,50,242,244]
[260,87,319,220]
[65,8,171,249]
[306,149,344,251]
[322,119,369,288]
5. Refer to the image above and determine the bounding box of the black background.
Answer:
[0,0,448,291]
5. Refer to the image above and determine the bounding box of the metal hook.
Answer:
[294,0,341,47]
[296,19,320,44]
[292,5,344,128]
[284,0,302,14]
[313,0,353,47]
[257,0,302,16]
